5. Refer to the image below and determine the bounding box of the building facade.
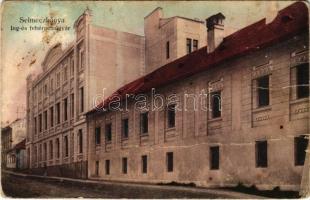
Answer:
[86,2,309,191]
[25,9,145,178]
[25,7,208,178]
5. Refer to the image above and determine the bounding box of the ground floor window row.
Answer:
[32,129,84,164]
[94,136,308,176]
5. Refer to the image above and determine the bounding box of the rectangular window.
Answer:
[105,123,112,142]
[64,66,68,81]
[122,118,129,139]
[34,117,37,134]
[166,41,170,59]
[56,73,60,87]
[142,155,147,174]
[44,84,48,96]
[70,93,74,118]
[140,112,148,135]
[50,78,54,92]
[56,138,60,158]
[193,39,198,51]
[95,127,101,145]
[295,135,309,166]
[296,64,309,99]
[95,161,99,176]
[64,98,68,121]
[211,91,221,118]
[71,58,74,77]
[39,114,42,132]
[167,104,176,128]
[210,146,219,170]
[39,144,42,161]
[257,76,270,107]
[56,103,60,124]
[49,140,53,159]
[80,87,84,113]
[186,38,192,54]
[122,157,128,174]
[44,111,48,130]
[105,160,110,175]
[64,136,69,157]
[44,143,47,161]
[80,50,85,69]
[167,152,173,172]
[256,140,268,168]
[78,129,83,153]
[50,107,54,127]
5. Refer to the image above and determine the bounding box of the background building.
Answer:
[6,139,27,169]
[86,2,309,191]
[1,118,26,169]
[1,126,12,168]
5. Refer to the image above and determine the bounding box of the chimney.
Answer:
[206,13,225,52]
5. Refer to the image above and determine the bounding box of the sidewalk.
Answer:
[2,170,263,199]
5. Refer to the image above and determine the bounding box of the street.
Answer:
[1,171,262,198]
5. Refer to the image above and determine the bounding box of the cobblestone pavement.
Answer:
[1,171,262,198]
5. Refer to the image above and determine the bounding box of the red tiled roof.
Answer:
[87,2,308,115]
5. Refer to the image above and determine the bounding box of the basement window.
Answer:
[122,157,128,174]
[142,155,147,174]
[295,135,309,166]
[210,146,219,170]
[167,152,174,172]
[95,160,99,176]
[257,76,270,107]
[256,140,268,168]
[105,160,110,175]
[296,63,309,99]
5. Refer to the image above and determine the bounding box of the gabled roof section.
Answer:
[41,43,63,72]
[87,2,309,116]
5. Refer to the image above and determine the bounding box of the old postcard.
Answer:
[0,1,309,198]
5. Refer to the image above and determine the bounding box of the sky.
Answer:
[0,1,294,125]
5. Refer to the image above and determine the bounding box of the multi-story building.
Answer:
[86,2,309,191]
[26,7,208,178]
[1,126,12,168]
[25,9,145,178]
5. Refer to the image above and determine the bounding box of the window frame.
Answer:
[257,75,270,108]
[122,157,128,174]
[166,152,174,172]
[295,135,309,166]
[95,127,101,145]
[210,146,220,170]
[140,112,149,135]
[167,104,176,128]
[210,91,222,119]
[122,118,129,139]
[296,63,309,99]
[105,123,112,142]
[255,140,268,168]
